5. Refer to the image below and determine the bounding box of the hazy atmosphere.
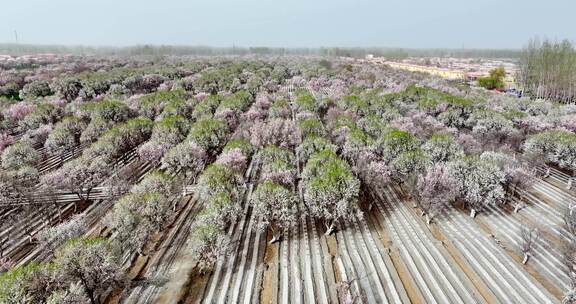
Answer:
[2,1,576,304]
[1,0,575,48]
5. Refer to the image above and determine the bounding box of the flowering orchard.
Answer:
[0,55,574,303]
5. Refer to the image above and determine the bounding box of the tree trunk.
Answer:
[522,253,529,265]
[269,228,282,244]
[325,221,335,236]
[57,204,62,223]
[86,288,97,304]
[470,209,477,218]
[85,188,93,202]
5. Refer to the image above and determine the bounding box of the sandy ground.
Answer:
[260,230,277,304]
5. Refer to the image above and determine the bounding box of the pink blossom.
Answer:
[138,142,170,162]
[559,115,576,132]
[195,92,208,102]
[5,102,34,121]
[250,119,301,149]
[260,170,295,187]
[241,109,266,122]
[296,111,316,121]
[216,148,247,173]
[214,108,239,130]
[457,133,482,154]
[0,133,15,154]
[254,94,271,110]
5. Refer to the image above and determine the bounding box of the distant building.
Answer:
[365,54,374,60]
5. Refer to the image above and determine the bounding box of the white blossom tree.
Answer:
[250,181,299,243]
[302,149,361,235]
[54,238,124,304]
[448,157,506,218]
[422,132,463,163]
[416,163,458,224]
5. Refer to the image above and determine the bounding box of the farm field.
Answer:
[0,54,575,304]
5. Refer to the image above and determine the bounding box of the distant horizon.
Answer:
[1,0,574,49]
[0,43,525,59]
[0,42,524,51]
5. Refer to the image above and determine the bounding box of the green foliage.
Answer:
[84,116,153,161]
[0,262,56,303]
[138,89,186,118]
[525,129,576,168]
[217,90,253,112]
[404,85,475,108]
[255,145,295,166]
[195,163,242,203]
[269,99,291,118]
[187,117,228,150]
[338,95,369,115]
[375,128,419,160]
[295,93,319,113]
[299,117,326,137]
[79,99,132,122]
[302,149,360,225]
[1,141,41,170]
[422,132,463,163]
[20,102,63,130]
[357,114,388,137]
[477,67,506,90]
[152,114,190,144]
[192,94,222,119]
[223,139,254,156]
[297,135,338,165]
[318,59,332,70]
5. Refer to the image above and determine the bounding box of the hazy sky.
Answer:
[1,0,574,48]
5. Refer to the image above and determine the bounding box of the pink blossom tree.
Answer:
[416,163,458,224]
[215,148,247,174]
[161,141,207,179]
[0,133,14,154]
[5,102,35,121]
[250,118,301,149]
[250,181,299,243]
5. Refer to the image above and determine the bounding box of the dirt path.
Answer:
[260,230,277,304]
[366,210,423,304]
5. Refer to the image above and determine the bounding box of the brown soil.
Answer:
[366,205,423,304]
[104,254,150,304]
[507,206,565,248]
[178,269,210,304]
[326,234,338,258]
[429,224,496,304]
[388,248,423,304]
[502,246,564,301]
[129,255,150,279]
[428,224,446,242]
[260,230,277,304]
[333,257,342,284]
[528,189,560,209]
[473,209,564,301]
[103,289,123,304]
[368,211,393,247]
[471,216,496,238]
